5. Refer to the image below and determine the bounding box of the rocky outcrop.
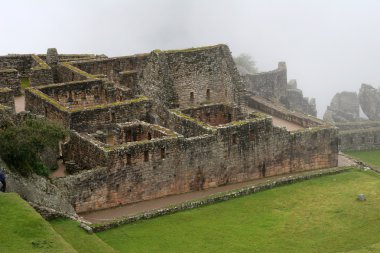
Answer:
[323,92,360,123]
[0,157,76,217]
[358,83,380,121]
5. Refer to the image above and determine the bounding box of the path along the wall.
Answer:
[246,107,304,131]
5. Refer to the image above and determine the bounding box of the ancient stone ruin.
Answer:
[0,45,338,215]
[325,83,380,151]
[243,62,317,117]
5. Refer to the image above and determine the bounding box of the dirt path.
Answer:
[81,154,352,223]
[14,95,25,113]
[337,153,356,167]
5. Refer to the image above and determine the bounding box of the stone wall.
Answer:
[0,88,15,111]
[181,104,243,126]
[138,45,244,110]
[0,55,33,77]
[71,54,148,84]
[56,62,96,83]
[336,121,380,151]
[244,62,288,103]
[287,80,317,116]
[0,69,21,95]
[29,55,54,86]
[0,157,76,216]
[246,93,324,128]
[25,84,151,131]
[59,112,338,213]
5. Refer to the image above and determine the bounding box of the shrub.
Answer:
[0,118,67,177]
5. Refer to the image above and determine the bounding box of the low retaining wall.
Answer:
[90,166,350,232]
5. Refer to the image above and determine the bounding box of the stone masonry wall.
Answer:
[0,55,33,77]
[339,128,380,151]
[0,69,21,95]
[244,62,288,103]
[0,88,15,111]
[58,114,338,213]
[56,62,95,83]
[25,85,152,131]
[181,104,242,126]
[71,54,148,83]
[246,93,324,128]
[29,55,54,86]
[138,45,244,110]
[336,121,380,151]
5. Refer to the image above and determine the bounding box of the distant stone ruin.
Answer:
[0,45,338,214]
[325,84,380,151]
[243,62,317,116]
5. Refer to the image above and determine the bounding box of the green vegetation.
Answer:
[50,219,117,253]
[93,169,380,253]
[346,149,380,168]
[0,118,67,176]
[21,77,30,89]
[234,53,258,74]
[0,193,76,253]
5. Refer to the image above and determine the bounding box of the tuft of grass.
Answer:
[50,219,117,253]
[21,78,30,89]
[0,193,76,253]
[95,169,380,253]
[346,149,380,168]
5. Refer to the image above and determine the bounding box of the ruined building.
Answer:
[242,62,317,117]
[0,45,338,214]
[324,84,380,151]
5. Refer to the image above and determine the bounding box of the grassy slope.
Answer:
[0,193,77,253]
[96,169,380,253]
[346,149,380,168]
[50,219,118,253]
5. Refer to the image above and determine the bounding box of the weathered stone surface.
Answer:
[243,67,316,116]
[0,88,15,111]
[0,69,21,95]
[14,45,337,214]
[244,62,288,104]
[287,80,317,116]
[358,83,380,121]
[357,193,366,201]
[0,157,75,216]
[336,121,380,151]
[324,92,360,123]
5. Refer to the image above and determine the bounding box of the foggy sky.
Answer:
[1,0,380,117]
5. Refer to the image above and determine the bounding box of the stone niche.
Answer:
[181,104,244,126]
[91,120,174,146]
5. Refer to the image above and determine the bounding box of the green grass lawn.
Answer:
[93,169,380,253]
[346,149,380,168]
[50,219,117,253]
[6,168,380,253]
[0,193,76,253]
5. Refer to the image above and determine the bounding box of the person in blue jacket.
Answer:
[0,170,6,192]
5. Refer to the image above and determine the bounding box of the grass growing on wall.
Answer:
[0,193,76,253]
[21,78,30,89]
[346,149,380,168]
